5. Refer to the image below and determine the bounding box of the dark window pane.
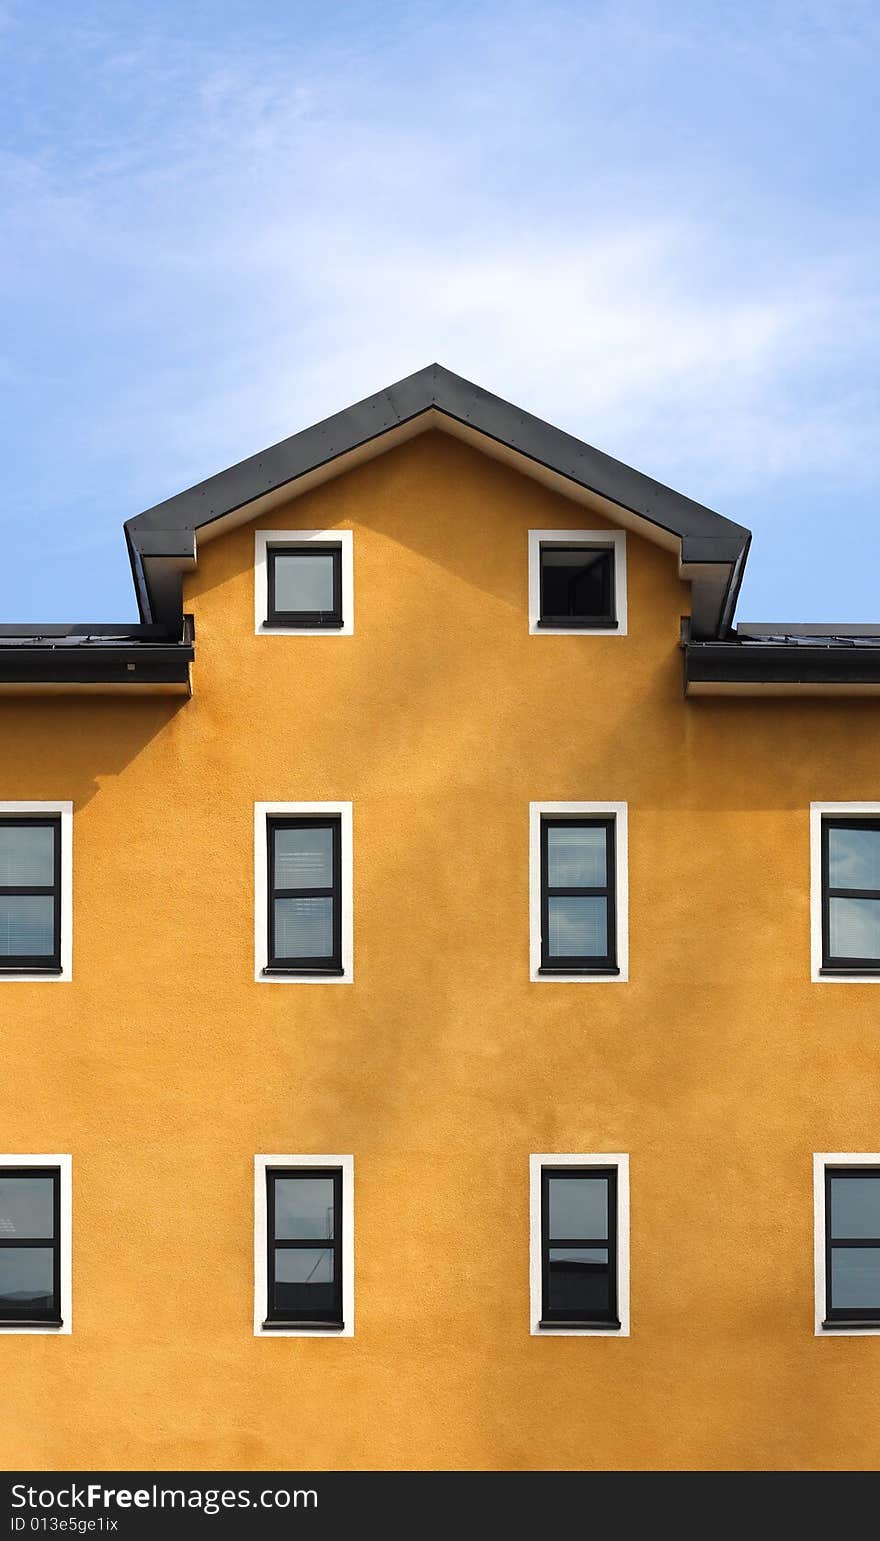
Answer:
[273,1247,336,1317]
[274,826,334,889]
[274,897,333,959]
[272,551,336,614]
[274,1177,335,1240]
[541,547,613,621]
[547,896,607,958]
[0,1176,54,1238]
[546,824,606,888]
[0,896,55,957]
[829,897,880,959]
[548,1176,608,1240]
[0,1247,54,1312]
[547,1248,610,1315]
[830,1177,880,1238]
[831,1248,880,1309]
[0,824,54,886]
[829,826,880,890]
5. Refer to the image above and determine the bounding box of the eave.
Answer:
[0,620,194,696]
[125,364,751,641]
[685,625,880,697]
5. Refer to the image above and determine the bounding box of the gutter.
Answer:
[0,617,194,695]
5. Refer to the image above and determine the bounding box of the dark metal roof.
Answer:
[6,364,879,697]
[736,623,880,643]
[685,620,880,693]
[0,623,174,644]
[124,363,752,640]
[0,619,194,692]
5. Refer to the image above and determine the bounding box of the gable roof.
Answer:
[6,364,880,696]
[124,363,751,640]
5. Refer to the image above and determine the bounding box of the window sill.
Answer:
[538,1319,621,1331]
[263,620,344,630]
[819,967,880,977]
[538,966,620,976]
[261,966,345,977]
[0,966,63,976]
[536,619,618,631]
[0,1317,63,1329]
[822,1319,880,1330]
[261,1320,344,1332]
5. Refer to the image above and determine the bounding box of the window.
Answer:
[822,819,880,973]
[541,546,614,628]
[0,817,60,973]
[529,803,628,981]
[267,816,341,973]
[255,803,353,982]
[528,530,627,635]
[814,1155,880,1334]
[0,803,72,981]
[541,817,616,973]
[255,530,354,636]
[530,1155,630,1335]
[267,544,342,628]
[810,804,880,982]
[254,1155,354,1336]
[0,1156,71,1334]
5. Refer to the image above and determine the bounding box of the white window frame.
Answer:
[528,529,627,636]
[0,801,73,983]
[0,1154,72,1335]
[254,1154,354,1338]
[254,801,353,984]
[254,530,354,636]
[810,802,880,983]
[529,1153,630,1336]
[529,801,628,982]
[814,1152,880,1336]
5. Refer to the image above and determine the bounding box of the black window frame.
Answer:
[263,1165,344,1330]
[0,1165,62,1326]
[539,815,618,975]
[823,1165,880,1328]
[538,542,617,630]
[265,542,343,629]
[540,1165,620,1329]
[264,815,343,976]
[0,816,62,975]
[820,816,880,975]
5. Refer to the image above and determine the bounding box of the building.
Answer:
[2,365,880,1471]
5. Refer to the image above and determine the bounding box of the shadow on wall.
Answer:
[184,428,690,787]
[0,694,189,811]
[185,428,880,819]
[184,428,642,617]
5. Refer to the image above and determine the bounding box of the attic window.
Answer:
[540,545,615,628]
[267,544,342,629]
[528,531,627,636]
[255,531,354,637]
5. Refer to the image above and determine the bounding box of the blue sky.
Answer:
[1,0,877,622]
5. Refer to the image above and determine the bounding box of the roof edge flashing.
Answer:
[123,363,752,637]
[737,622,880,638]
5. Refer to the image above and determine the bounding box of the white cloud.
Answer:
[1,0,879,621]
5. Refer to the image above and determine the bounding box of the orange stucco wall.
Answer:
[4,429,880,1469]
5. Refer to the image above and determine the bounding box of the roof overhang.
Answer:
[125,364,751,640]
[0,621,194,696]
[685,628,880,697]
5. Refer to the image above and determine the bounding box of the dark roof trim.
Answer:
[0,623,173,639]
[125,364,751,639]
[737,622,880,639]
[0,617,194,693]
[685,632,880,694]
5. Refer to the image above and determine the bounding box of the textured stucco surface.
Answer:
[3,430,880,1469]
